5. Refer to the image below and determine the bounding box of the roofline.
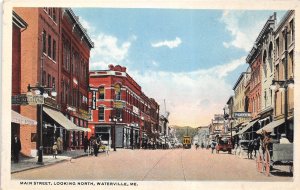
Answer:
[275,10,294,33]
[13,11,28,29]
[65,8,94,48]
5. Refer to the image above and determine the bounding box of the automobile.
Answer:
[216,137,233,154]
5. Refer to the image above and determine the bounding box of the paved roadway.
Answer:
[12,147,292,181]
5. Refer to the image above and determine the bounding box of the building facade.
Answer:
[89,65,159,149]
[13,8,93,156]
[273,10,294,141]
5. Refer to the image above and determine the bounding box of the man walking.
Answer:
[12,134,21,163]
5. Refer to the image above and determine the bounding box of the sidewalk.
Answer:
[11,149,90,173]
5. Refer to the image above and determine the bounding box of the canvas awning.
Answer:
[256,118,285,134]
[43,107,86,131]
[11,110,37,125]
[237,119,259,135]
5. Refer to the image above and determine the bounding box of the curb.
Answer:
[11,153,89,174]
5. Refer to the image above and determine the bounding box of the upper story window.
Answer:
[114,84,121,100]
[62,37,71,72]
[98,87,105,99]
[52,39,56,62]
[44,7,57,24]
[48,35,52,58]
[42,30,46,54]
[275,38,279,59]
[289,19,294,44]
[98,107,105,121]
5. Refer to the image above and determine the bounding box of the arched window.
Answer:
[114,84,121,100]
[98,86,105,99]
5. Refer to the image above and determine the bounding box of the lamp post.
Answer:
[109,115,122,151]
[270,26,294,137]
[131,122,134,150]
[27,83,57,165]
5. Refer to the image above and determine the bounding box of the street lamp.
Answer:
[270,26,294,138]
[109,115,122,151]
[27,83,57,165]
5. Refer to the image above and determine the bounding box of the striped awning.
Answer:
[256,118,285,134]
[11,110,37,125]
[43,107,86,132]
[237,119,259,135]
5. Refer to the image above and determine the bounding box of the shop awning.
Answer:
[11,110,37,125]
[237,119,259,135]
[256,118,285,134]
[43,107,86,131]
[81,127,91,132]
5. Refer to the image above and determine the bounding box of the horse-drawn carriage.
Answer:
[256,139,293,176]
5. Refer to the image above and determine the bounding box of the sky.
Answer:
[73,8,286,128]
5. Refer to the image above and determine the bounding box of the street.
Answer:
[12,147,292,181]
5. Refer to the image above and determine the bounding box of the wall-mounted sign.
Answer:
[12,94,28,105]
[114,101,125,109]
[234,112,252,118]
[133,106,139,115]
[92,91,96,110]
[12,94,44,105]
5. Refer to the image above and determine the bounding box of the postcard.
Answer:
[1,0,300,190]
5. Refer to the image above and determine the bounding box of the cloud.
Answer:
[130,57,245,127]
[151,37,182,49]
[89,33,136,70]
[79,16,95,34]
[151,61,159,67]
[220,11,266,52]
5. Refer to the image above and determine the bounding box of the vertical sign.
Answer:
[92,91,96,110]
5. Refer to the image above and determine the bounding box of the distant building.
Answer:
[89,65,159,149]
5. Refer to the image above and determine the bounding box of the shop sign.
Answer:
[12,94,44,105]
[44,97,60,109]
[133,106,139,115]
[12,94,28,105]
[234,112,252,118]
[79,108,91,120]
[27,94,44,105]
[114,101,125,109]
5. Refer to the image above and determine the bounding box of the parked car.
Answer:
[216,137,233,154]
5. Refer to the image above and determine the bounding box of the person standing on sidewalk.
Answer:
[56,136,63,154]
[93,138,100,157]
[83,136,89,153]
[52,142,58,159]
[12,134,21,163]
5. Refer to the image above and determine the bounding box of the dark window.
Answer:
[47,74,51,87]
[115,84,121,100]
[53,8,57,22]
[42,30,46,53]
[53,40,56,61]
[98,107,105,121]
[48,35,52,58]
[116,109,122,119]
[52,77,55,88]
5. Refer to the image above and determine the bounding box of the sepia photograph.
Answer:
[1,1,299,190]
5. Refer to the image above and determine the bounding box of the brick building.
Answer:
[12,8,93,156]
[89,65,159,149]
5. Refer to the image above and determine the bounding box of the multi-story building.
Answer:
[13,8,93,156]
[89,65,159,149]
[255,13,277,130]
[272,10,294,141]
[232,72,251,131]
[11,11,29,139]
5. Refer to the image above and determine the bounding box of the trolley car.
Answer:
[183,136,192,149]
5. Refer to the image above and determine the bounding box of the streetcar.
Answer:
[183,136,192,149]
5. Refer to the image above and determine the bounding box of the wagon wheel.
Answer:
[264,149,271,176]
[256,153,263,173]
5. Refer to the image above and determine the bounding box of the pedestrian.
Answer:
[247,140,254,159]
[52,142,58,159]
[12,134,21,163]
[211,140,216,154]
[56,136,63,154]
[93,138,99,157]
[83,136,89,153]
